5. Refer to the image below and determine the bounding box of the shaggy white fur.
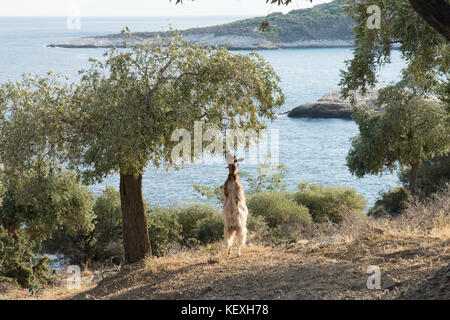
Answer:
[220,155,248,257]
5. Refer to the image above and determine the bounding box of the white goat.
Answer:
[220,154,248,257]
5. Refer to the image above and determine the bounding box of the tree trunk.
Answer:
[409,162,420,197]
[5,222,18,242]
[409,0,450,40]
[119,172,152,264]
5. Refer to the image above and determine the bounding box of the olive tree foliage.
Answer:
[67,33,284,181]
[0,73,75,178]
[340,0,449,103]
[0,168,94,242]
[42,186,123,269]
[0,74,94,242]
[64,32,284,262]
[0,31,283,262]
[347,83,450,196]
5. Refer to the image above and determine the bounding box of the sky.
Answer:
[0,0,333,17]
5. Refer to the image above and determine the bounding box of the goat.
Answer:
[220,153,248,257]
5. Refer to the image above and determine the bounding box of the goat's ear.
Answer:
[237,158,245,162]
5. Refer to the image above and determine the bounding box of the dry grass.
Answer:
[2,188,449,300]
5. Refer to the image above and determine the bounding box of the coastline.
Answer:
[48,35,354,49]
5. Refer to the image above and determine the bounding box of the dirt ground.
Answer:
[3,230,447,300]
[3,190,449,301]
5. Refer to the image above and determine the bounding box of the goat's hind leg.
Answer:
[225,228,236,258]
[236,227,247,257]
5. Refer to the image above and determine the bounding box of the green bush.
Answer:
[195,215,224,244]
[92,186,123,264]
[294,182,367,223]
[368,186,411,218]
[0,228,52,288]
[247,214,270,234]
[42,186,123,268]
[247,191,311,228]
[2,259,33,288]
[176,203,223,243]
[147,206,182,257]
[399,154,450,198]
[147,203,224,256]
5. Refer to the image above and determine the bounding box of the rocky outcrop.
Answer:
[287,88,381,119]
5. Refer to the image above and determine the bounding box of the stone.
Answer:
[382,275,398,290]
[288,88,381,119]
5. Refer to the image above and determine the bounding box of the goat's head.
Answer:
[225,152,244,175]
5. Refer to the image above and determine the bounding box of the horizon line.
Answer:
[0,13,278,18]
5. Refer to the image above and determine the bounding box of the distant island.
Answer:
[48,1,355,49]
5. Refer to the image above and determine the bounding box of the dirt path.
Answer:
[62,234,448,300]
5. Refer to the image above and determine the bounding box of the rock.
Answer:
[208,258,219,265]
[288,88,381,119]
[203,284,214,293]
[382,275,399,290]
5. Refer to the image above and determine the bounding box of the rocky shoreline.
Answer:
[287,88,381,119]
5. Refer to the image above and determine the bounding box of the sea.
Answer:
[0,16,405,208]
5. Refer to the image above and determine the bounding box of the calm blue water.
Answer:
[0,17,405,208]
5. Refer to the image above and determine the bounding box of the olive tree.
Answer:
[66,33,284,263]
[347,84,450,196]
[0,74,94,242]
[340,0,449,103]
[0,168,94,242]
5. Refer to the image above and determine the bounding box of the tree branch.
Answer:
[408,0,450,40]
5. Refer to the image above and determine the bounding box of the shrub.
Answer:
[247,214,270,234]
[147,206,182,257]
[42,186,123,268]
[147,203,224,256]
[92,186,123,264]
[195,215,224,244]
[294,182,367,223]
[397,185,449,232]
[247,191,311,228]
[399,154,450,198]
[368,186,411,218]
[0,228,52,288]
[177,203,224,244]
[0,169,95,242]
[239,158,288,195]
